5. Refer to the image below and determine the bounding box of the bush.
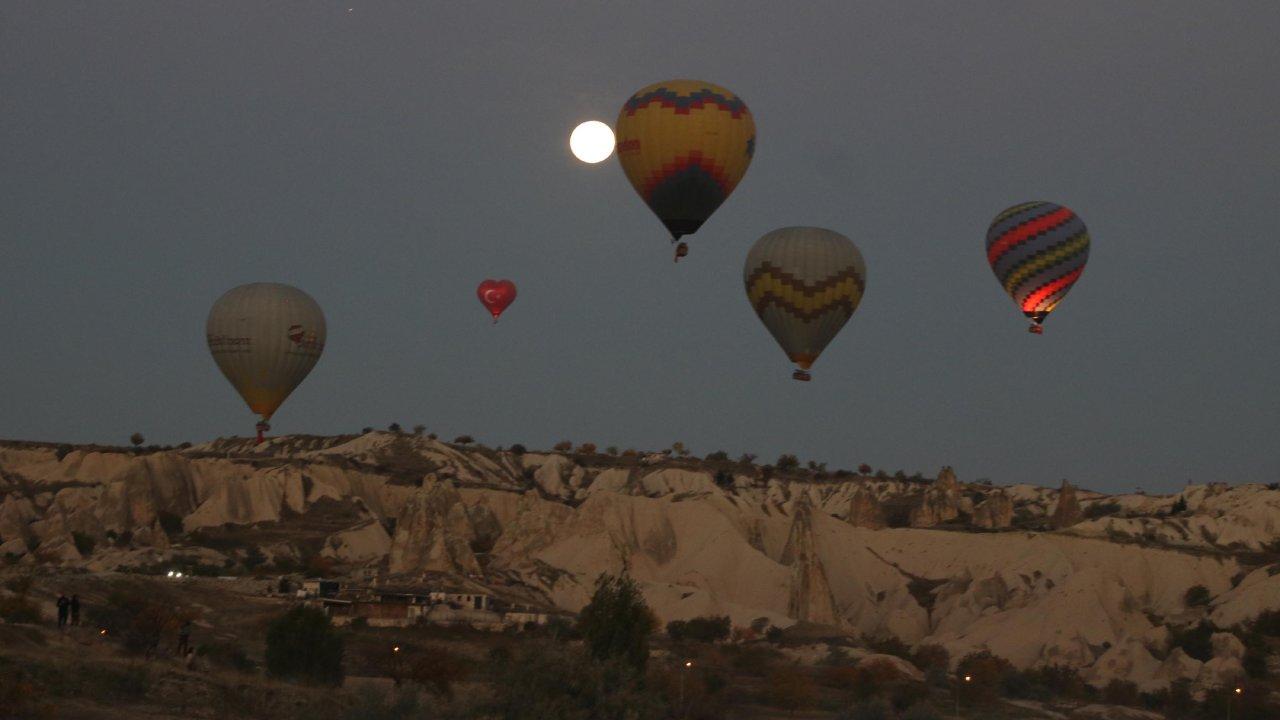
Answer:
[671,442,690,457]
[867,636,912,660]
[486,641,664,720]
[90,588,179,656]
[605,446,618,455]
[509,443,527,455]
[912,644,950,674]
[713,471,734,488]
[705,450,729,462]
[577,573,657,672]
[1171,495,1188,514]
[838,698,892,720]
[198,640,256,673]
[762,667,816,713]
[901,702,944,720]
[1103,679,1140,706]
[858,464,873,475]
[554,441,573,453]
[388,423,403,433]
[1184,585,1212,607]
[72,531,96,556]
[576,443,597,455]
[264,605,344,686]
[412,424,426,436]
[775,454,799,471]
[130,433,145,447]
[1084,501,1123,519]
[666,615,730,643]
[452,435,474,445]
[738,453,757,464]
[156,511,184,536]
[407,645,471,699]
[956,650,1013,706]
[1169,620,1216,662]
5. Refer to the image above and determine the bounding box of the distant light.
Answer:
[1235,687,1243,694]
[569,121,615,164]
[392,645,401,653]
[684,660,693,668]
[99,628,108,636]
[964,675,972,682]
[175,572,183,578]
[167,570,175,577]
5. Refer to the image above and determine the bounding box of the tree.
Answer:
[407,646,470,699]
[265,606,344,686]
[1184,585,1211,607]
[605,446,619,455]
[956,650,1013,706]
[577,573,657,672]
[705,450,729,462]
[776,454,799,471]
[509,443,527,455]
[453,435,474,445]
[1171,495,1188,514]
[412,424,426,436]
[130,433,145,448]
[388,423,403,434]
[671,442,690,457]
[576,443,597,455]
[486,641,663,720]
[666,615,730,642]
[763,667,816,714]
[738,453,757,464]
[554,440,573,453]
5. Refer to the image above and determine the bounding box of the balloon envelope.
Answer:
[985,201,1090,328]
[744,227,866,374]
[615,79,755,242]
[206,283,326,423]
[477,279,517,321]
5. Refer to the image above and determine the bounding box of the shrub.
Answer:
[265,605,344,686]
[90,588,179,656]
[912,644,950,674]
[72,531,96,556]
[726,644,783,677]
[776,454,799,471]
[867,635,912,660]
[713,471,734,488]
[605,446,619,455]
[956,650,1013,706]
[576,443,597,455]
[577,573,656,672]
[407,645,471,699]
[1171,495,1188,514]
[901,703,944,720]
[130,433,145,447]
[554,441,573,453]
[509,443,527,455]
[198,640,256,673]
[765,625,784,643]
[1102,678,1140,706]
[1169,621,1216,661]
[705,450,729,462]
[666,615,730,643]
[671,442,690,457]
[762,667,816,713]
[738,453,757,464]
[412,424,426,436]
[1184,584,1211,607]
[156,511,184,536]
[361,427,373,434]
[388,423,403,434]
[452,435,474,445]
[486,641,663,720]
[838,698,891,720]
[858,463,873,475]
[1084,501,1123,520]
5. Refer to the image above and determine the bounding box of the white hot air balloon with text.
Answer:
[206,283,326,442]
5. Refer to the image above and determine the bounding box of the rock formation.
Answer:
[972,490,1013,529]
[846,485,886,529]
[1051,479,1083,529]
[909,466,962,527]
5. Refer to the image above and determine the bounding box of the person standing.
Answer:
[70,594,81,626]
[56,593,70,628]
[177,620,192,656]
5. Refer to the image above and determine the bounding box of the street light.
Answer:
[678,660,694,718]
[955,674,972,717]
[1228,686,1242,720]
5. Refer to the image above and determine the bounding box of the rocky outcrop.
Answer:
[972,490,1013,529]
[1197,632,1246,689]
[780,495,839,626]
[846,486,886,529]
[388,481,480,575]
[1051,480,1083,529]
[909,467,962,527]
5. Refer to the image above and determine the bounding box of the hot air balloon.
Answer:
[476,279,517,323]
[985,201,1090,334]
[615,79,755,262]
[743,227,866,381]
[206,283,326,443]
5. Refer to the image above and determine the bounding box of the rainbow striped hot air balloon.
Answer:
[744,227,866,381]
[985,201,1090,334]
[615,79,755,262]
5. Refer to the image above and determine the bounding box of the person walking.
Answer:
[70,594,81,626]
[56,593,70,628]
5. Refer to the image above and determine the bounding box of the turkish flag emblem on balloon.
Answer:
[476,279,517,323]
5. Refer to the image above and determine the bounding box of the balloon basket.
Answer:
[255,422,270,445]
[792,369,812,382]
[673,242,689,263]
[1028,324,1044,335]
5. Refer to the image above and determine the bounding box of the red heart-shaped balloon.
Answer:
[476,279,517,322]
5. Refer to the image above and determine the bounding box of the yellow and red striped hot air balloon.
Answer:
[744,228,866,381]
[615,79,755,262]
[206,283,326,443]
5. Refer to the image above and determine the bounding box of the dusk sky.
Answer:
[2,2,1277,494]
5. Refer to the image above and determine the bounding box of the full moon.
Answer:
[569,120,615,164]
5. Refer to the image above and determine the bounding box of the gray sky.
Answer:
[2,2,1277,493]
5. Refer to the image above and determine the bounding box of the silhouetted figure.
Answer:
[70,594,81,626]
[177,620,192,656]
[56,593,70,628]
